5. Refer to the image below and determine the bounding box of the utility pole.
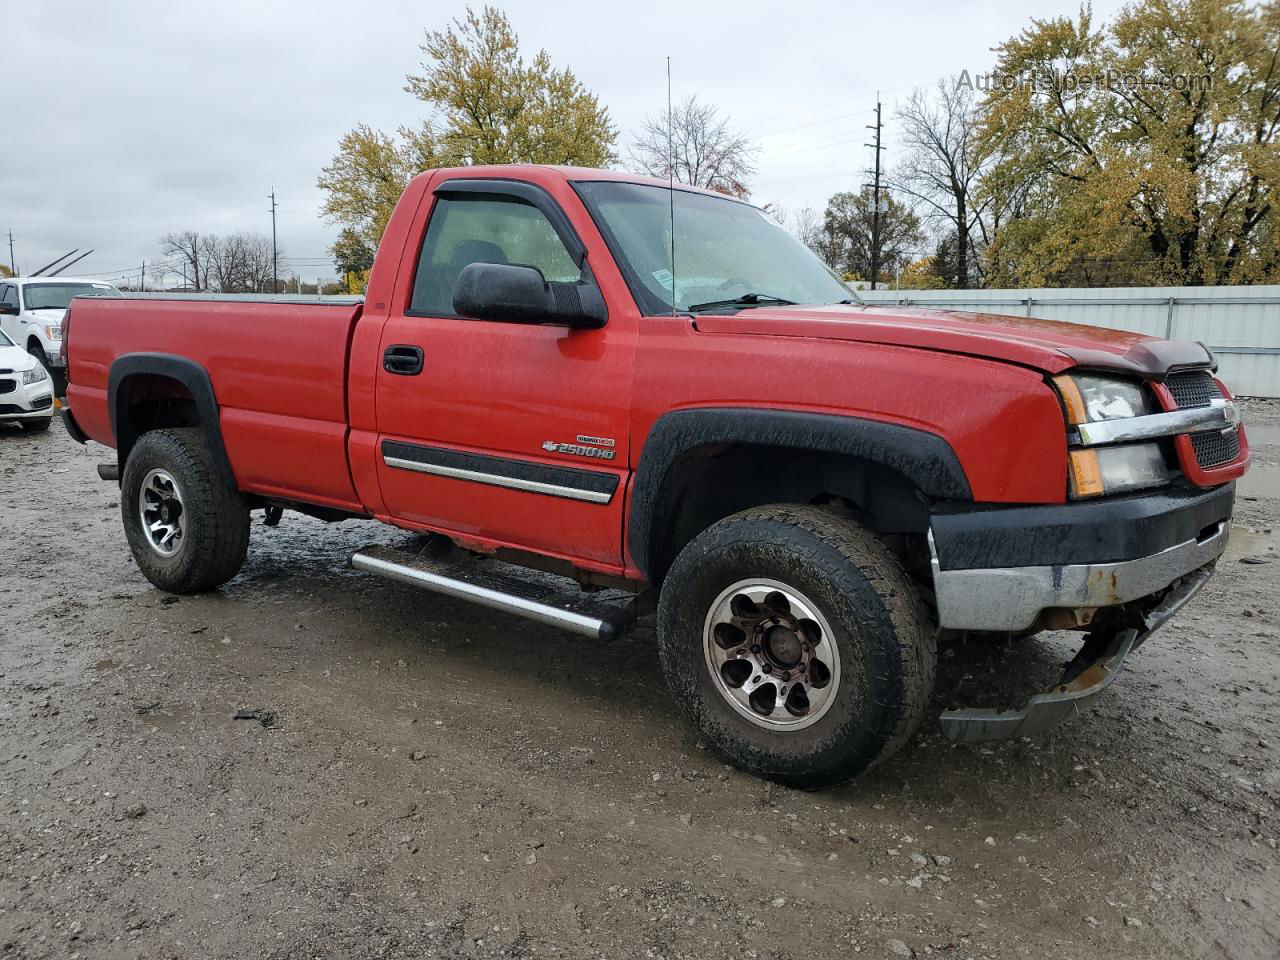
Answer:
[7,230,15,276]
[268,187,278,294]
[864,96,885,291]
[141,261,146,293]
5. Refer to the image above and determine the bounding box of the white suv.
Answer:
[0,326,54,431]
[0,277,122,373]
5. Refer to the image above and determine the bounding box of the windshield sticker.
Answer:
[651,269,674,288]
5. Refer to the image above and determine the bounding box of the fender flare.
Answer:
[107,353,236,488]
[627,407,972,578]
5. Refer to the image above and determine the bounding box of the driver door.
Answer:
[373,179,637,569]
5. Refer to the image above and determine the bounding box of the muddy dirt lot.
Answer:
[2,409,1278,960]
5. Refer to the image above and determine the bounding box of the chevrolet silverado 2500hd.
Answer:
[60,165,1250,787]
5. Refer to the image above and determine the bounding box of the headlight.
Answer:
[44,325,62,341]
[22,365,48,385]
[1054,374,1169,498]
[1068,442,1170,498]
[1053,374,1154,423]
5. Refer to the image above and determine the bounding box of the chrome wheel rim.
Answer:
[702,578,842,731]
[138,468,186,558]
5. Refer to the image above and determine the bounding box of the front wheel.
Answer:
[120,428,249,593]
[657,505,936,789]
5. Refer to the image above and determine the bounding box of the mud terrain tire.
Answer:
[657,504,936,788]
[121,428,249,593]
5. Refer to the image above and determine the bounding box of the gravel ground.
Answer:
[1,414,1277,960]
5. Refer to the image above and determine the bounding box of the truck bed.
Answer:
[66,295,367,513]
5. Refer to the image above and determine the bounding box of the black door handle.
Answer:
[383,345,424,375]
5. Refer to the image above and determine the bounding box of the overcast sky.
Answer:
[4,0,1130,287]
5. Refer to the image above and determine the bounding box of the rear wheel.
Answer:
[121,428,249,593]
[657,504,936,788]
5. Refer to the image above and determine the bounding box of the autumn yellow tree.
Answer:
[979,0,1280,286]
[319,6,616,247]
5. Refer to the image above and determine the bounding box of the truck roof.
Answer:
[412,164,756,204]
[6,276,118,286]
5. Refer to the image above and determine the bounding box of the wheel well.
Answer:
[27,337,46,355]
[114,373,201,466]
[643,443,932,582]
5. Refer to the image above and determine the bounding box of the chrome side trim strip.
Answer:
[928,522,1227,632]
[383,455,614,504]
[351,550,608,639]
[1076,398,1236,446]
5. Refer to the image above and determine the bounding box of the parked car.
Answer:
[0,326,54,431]
[0,276,122,375]
[60,165,1249,787]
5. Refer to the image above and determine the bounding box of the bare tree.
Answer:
[208,233,279,293]
[160,231,216,292]
[892,81,996,288]
[629,95,757,198]
[788,207,828,259]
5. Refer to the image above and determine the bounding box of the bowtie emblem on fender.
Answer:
[542,436,616,460]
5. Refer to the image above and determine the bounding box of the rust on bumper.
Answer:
[938,563,1214,742]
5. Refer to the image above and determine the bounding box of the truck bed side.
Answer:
[66,297,366,512]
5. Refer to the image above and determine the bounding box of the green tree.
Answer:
[980,0,1280,286]
[319,6,616,245]
[331,228,377,293]
[821,191,924,282]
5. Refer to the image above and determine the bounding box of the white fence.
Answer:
[856,285,1280,398]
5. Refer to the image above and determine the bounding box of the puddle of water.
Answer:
[1239,461,1280,500]
[1225,524,1277,562]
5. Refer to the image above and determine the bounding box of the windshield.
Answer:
[23,282,122,311]
[575,181,855,315]
[0,328,12,347]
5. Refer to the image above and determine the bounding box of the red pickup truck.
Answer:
[61,165,1249,787]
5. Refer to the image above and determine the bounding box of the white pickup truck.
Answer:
[0,277,122,375]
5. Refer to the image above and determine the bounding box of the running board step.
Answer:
[351,544,641,642]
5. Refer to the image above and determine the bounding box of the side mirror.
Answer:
[452,262,606,329]
[0,303,18,316]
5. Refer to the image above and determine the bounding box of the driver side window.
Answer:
[409,195,581,316]
[1,285,17,309]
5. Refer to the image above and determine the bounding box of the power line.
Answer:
[751,109,878,141]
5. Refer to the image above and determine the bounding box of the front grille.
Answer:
[1164,370,1239,470]
[1166,370,1223,408]
[0,379,14,395]
[1191,429,1240,468]
[30,396,52,411]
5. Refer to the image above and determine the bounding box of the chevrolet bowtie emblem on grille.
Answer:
[541,437,617,460]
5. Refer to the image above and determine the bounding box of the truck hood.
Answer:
[692,303,1212,377]
[25,308,66,324]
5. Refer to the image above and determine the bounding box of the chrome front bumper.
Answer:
[930,520,1229,632]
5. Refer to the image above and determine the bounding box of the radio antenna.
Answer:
[666,56,676,317]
